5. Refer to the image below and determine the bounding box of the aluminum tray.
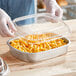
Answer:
[7,37,70,62]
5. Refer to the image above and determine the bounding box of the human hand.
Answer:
[44,0,63,19]
[0,8,17,37]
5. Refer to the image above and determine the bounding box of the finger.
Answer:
[0,26,12,37]
[1,20,15,37]
[0,29,7,37]
[7,19,17,32]
[46,5,56,17]
[49,8,58,22]
[3,29,15,37]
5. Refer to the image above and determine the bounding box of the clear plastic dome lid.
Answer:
[13,13,71,43]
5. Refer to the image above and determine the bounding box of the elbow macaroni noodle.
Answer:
[10,33,66,53]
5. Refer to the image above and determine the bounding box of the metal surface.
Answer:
[0,58,10,76]
[7,37,70,62]
[62,4,76,9]
[62,4,76,20]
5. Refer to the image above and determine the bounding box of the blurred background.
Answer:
[37,0,76,20]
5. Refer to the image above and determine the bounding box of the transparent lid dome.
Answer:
[13,13,71,43]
